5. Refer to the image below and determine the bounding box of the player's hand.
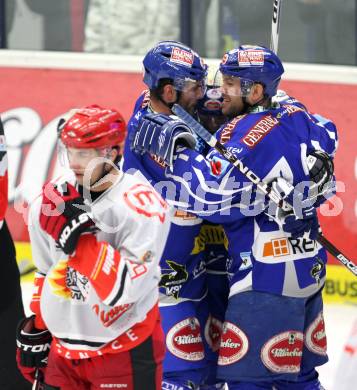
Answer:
[267,177,320,240]
[131,113,196,169]
[306,150,335,206]
[281,208,320,240]
[39,182,95,254]
[16,315,52,384]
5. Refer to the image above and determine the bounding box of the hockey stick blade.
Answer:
[172,104,357,277]
[270,0,283,54]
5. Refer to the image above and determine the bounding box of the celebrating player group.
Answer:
[13,9,345,390]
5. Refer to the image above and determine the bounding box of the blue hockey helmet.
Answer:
[219,45,284,97]
[143,40,207,91]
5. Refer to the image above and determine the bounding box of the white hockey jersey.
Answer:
[28,169,172,359]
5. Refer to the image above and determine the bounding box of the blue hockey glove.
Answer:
[267,177,320,240]
[282,207,320,240]
[131,113,196,169]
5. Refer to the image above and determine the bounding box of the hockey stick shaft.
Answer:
[32,368,44,390]
[270,0,283,54]
[172,104,357,276]
[267,0,357,275]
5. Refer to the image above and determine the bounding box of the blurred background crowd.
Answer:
[1,0,356,65]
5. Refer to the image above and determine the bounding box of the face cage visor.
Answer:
[173,76,207,96]
[216,71,256,98]
[57,140,113,168]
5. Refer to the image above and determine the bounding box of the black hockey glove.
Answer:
[40,182,96,255]
[306,150,335,205]
[16,315,52,383]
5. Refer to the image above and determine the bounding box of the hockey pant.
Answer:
[203,271,229,389]
[44,318,165,390]
[161,299,215,388]
[217,290,328,388]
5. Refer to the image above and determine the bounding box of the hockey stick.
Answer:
[172,103,357,277]
[270,0,283,54]
[266,1,357,274]
[32,368,44,390]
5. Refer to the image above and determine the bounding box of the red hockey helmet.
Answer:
[59,105,127,149]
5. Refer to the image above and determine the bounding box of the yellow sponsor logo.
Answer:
[16,242,35,283]
[191,224,228,254]
[322,265,357,304]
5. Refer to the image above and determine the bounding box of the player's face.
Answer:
[67,147,106,187]
[220,75,245,117]
[178,80,206,114]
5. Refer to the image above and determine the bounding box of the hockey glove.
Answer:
[267,177,320,240]
[306,150,335,206]
[16,315,52,384]
[131,113,196,169]
[39,182,95,255]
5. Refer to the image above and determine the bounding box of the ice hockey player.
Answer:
[16,105,171,389]
[195,67,230,390]
[131,45,337,389]
[0,118,31,389]
[124,41,226,390]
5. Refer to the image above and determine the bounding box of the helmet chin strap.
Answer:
[87,153,120,191]
[157,88,181,111]
[242,94,269,114]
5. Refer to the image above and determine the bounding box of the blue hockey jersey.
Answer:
[124,91,208,304]
[132,100,338,299]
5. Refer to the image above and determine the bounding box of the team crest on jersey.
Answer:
[218,322,249,365]
[124,183,168,223]
[166,317,204,361]
[170,47,194,67]
[47,260,90,302]
[261,331,303,373]
[204,315,223,352]
[238,50,264,67]
[209,156,230,177]
[305,312,327,356]
[66,267,90,302]
[239,252,253,271]
[159,260,188,299]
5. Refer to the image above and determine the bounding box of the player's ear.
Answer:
[250,84,265,104]
[162,84,177,104]
[110,148,118,162]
